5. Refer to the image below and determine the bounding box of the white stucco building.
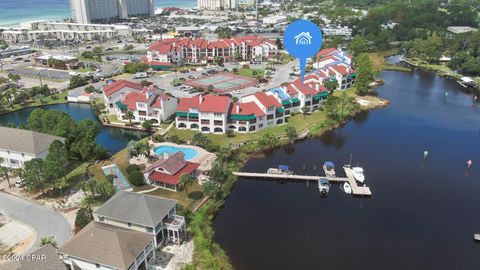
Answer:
[197,0,236,10]
[70,0,154,24]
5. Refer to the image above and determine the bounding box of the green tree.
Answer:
[207,85,214,93]
[285,126,297,141]
[202,181,219,197]
[349,35,368,56]
[125,110,135,126]
[23,158,46,194]
[0,167,12,188]
[192,132,211,147]
[142,120,154,130]
[44,140,69,195]
[69,75,87,89]
[258,133,279,148]
[124,62,149,74]
[127,170,144,186]
[8,73,21,84]
[210,158,227,187]
[95,180,115,199]
[179,173,195,194]
[75,207,93,230]
[275,38,283,49]
[39,236,57,248]
[324,80,338,93]
[84,85,96,93]
[355,53,374,96]
[13,91,29,105]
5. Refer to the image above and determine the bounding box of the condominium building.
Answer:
[0,20,132,44]
[312,48,356,90]
[102,80,178,125]
[145,36,277,68]
[70,0,154,24]
[197,0,236,10]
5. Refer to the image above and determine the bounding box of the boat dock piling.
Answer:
[233,166,372,196]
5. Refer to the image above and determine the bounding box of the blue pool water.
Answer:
[101,165,132,192]
[154,146,198,160]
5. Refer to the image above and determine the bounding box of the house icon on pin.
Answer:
[294,32,313,45]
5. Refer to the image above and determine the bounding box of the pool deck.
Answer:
[149,142,217,172]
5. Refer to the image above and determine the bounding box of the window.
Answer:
[137,103,145,108]
[214,113,223,117]
[95,263,100,268]
[128,222,132,227]
[98,216,104,222]
[146,227,153,233]
[259,124,263,128]
[21,153,25,157]
[9,159,19,165]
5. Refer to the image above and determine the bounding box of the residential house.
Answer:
[93,191,186,247]
[58,222,155,270]
[102,80,144,109]
[143,151,199,191]
[175,95,231,134]
[0,244,66,270]
[114,86,178,124]
[0,127,65,168]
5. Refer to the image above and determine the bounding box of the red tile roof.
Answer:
[177,96,200,111]
[198,95,230,113]
[316,48,337,58]
[120,92,139,110]
[148,162,199,186]
[229,102,265,117]
[292,81,317,95]
[151,93,170,108]
[252,92,281,108]
[103,80,143,97]
[330,64,349,75]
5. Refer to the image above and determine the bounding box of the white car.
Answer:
[15,179,25,188]
[132,72,148,79]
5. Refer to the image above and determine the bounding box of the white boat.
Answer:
[267,165,293,175]
[318,178,330,195]
[343,182,352,194]
[323,161,336,177]
[352,167,365,183]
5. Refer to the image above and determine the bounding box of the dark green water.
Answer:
[0,103,148,154]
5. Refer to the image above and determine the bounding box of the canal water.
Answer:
[0,103,148,154]
[212,68,480,269]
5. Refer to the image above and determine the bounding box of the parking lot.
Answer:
[7,67,70,81]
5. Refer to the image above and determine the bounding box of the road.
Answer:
[0,192,72,253]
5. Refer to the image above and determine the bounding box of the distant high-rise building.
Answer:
[70,0,154,24]
[197,0,236,10]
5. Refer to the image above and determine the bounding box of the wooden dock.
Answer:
[233,166,372,196]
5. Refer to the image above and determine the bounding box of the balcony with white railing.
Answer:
[164,215,185,231]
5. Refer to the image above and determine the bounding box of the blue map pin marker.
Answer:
[283,19,323,84]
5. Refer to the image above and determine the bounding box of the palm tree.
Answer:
[125,110,135,126]
[39,236,57,248]
[0,166,11,188]
[179,174,195,194]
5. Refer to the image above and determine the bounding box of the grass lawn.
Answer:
[237,68,265,78]
[0,91,68,115]
[369,50,410,72]
[78,67,93,73]
[142,182,204,208]
[168,109,328,146]
[104,114,120,123]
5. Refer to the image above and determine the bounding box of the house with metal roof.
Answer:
[0,127,65,168]
[93,191,186,247]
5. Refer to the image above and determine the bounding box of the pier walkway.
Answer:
[233,166,372,196]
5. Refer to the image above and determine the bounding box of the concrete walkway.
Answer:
[0,192,72,254]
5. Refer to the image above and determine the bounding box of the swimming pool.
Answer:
[153,145,198,160]
[101,165,132,192]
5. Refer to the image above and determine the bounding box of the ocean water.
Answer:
[0,0,197,27]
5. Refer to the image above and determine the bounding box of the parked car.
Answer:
[15,179,25,188]
[190,67,197,71]
[201,72,208,76]
[173,82,182,87]
[188,75,195,79]
[179,77,186,81]
[132,72,148,79]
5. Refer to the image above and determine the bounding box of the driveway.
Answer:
[0,192,72,253]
